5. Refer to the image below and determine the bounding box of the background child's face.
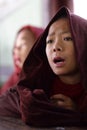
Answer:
[13,29,36,68]
[46,18,79,78]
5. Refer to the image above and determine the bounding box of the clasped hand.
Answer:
[50,94,76,110]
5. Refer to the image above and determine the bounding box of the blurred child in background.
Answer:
[1,25,43,94]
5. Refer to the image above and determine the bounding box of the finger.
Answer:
[51,94,67,100]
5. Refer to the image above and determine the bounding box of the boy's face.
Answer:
[13,30,35,68]
[46,18,79,79]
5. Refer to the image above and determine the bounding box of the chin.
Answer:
[52,67,69,75]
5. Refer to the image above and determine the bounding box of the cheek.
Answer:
[68,50,77,68]
[45,47,50,61]
[66,45,76,59]
[23,50,28,58]
[23,46,32,59]
[46,45,52,56]
[46,47,52,68]
[69,49,76,61]
[20,48,27,58]
[26,44,34,53]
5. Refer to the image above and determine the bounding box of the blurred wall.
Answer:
[0,0,43,85]
[42,0,74,27]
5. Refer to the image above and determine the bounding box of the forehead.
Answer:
[15,30,36,45]
[18,29,34,37]
[48,18,70,34]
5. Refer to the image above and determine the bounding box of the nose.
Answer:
[53,41,62,52]
[13,46,21,56]
[15,44,22,50]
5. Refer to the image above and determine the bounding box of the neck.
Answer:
[58,71,81,85]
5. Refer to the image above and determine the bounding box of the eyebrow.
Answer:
[48,31,71,37]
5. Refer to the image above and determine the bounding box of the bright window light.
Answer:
[74,0,87,19]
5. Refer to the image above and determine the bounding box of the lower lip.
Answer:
[15,60,21,64]
[54,61,65,67]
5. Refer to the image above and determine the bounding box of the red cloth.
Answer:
[1,72,20,94]
[17,87,87,127]
[50,78,85,105]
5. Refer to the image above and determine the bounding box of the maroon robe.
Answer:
[0,6,87,127]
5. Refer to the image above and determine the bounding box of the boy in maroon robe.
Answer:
[0,6,87,127]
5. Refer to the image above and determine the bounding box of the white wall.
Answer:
[0,0,43,84]
[74,0,87,19]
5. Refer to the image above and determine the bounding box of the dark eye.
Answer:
[64,37,73,41]
[46,39,53,44]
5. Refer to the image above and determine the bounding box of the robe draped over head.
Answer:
[19,6,87,90]
[17,6,87,127]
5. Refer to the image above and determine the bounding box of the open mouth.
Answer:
[53,57,65,67]
[14,58,21,65]
[53,57,65,63]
